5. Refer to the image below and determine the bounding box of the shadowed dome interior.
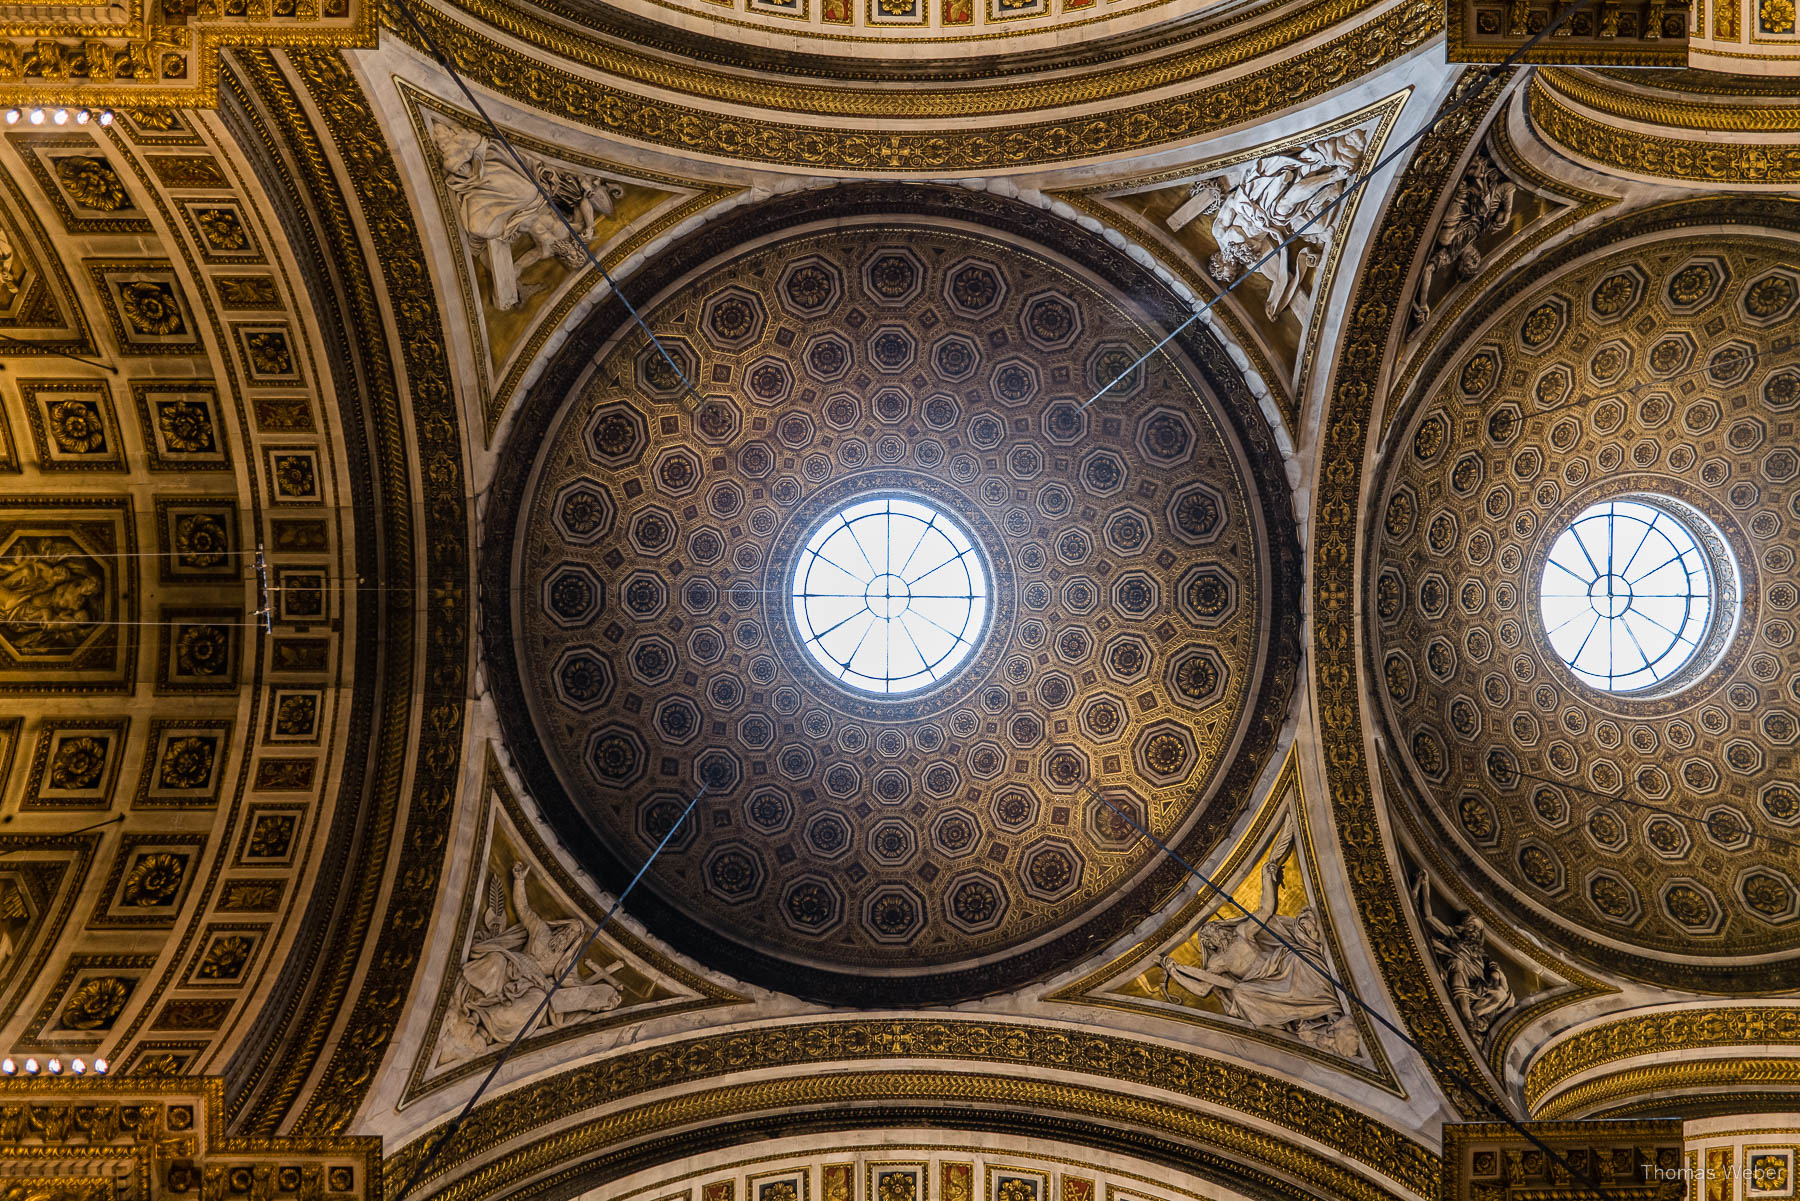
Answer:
[481,189,1300,1004]
[1368,224,1800,983]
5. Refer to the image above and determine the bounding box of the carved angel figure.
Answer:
[1166,129,1369,322]
[1158,828,1361,1056]
[430,120,622,312]
[437,862,623,1064]
[1410,871,1514,1041]
[1409,147,1516,330]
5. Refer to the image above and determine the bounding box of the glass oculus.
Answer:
[791,495,989,695]
[1538,497,1724,693]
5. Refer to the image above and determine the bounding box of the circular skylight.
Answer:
[1538,498,1719,693]
[791,495,989,695]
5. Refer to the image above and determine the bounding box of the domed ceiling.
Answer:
[484,192,1300,1004]
[1369,221,1800,987]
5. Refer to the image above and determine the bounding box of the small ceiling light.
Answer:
[51,107,68,125]
[70,1058,86,1075]
[93,1058,108,1074]
[97,110,113,126]
[74,108,90,125]
[27,108,44,125]
[46,1058,61,1074]
[1,1058,13,1074]
[23,1058,37,1074]
[3,110,18,125]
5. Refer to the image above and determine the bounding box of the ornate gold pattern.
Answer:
[1534,1060,1800,1119]
[0,1076,377,1199]
[392,0,1437,168]
[1530,76,1800,183]
[1526,1009,1800,1113]
[1540,68,1800,134]
[382,1043,1436,1201]
[0,0,373,108]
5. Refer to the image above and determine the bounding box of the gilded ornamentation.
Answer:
[156,735,215,790]
[389,1042,1433,1201]
[45,400,107,455]
[118,280,186,336]
[53,156,129,211]
[197,935,252,979]
[878,1173,916,1201]
[194,207,249,251]
[59,974,130,1028]
[173,512,229,570]
[395,0,1437,170]
[48,736,107,790]
[1525,1007,1800,1113]
[121,852,184,907]
[1531,78,1800,184]
[1761,0,1795,30]
[158,400,216,454]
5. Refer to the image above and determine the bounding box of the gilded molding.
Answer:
[1530,75,1800,183]
[0,0,374,108]
[1309,68,1512,1121]
[1539,68,1800,134]
[387,0,1439,168]
[382,1020,1439,1200]
[1526,1009,1800,1114]
[405,0,1409,118]
[1535,1059,1800,1120]
[0,1076,379,1197]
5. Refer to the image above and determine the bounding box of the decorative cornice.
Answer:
[1530,74,1800,184]
[382,1021,1439,1201]
[1535,1059,1800,1120]
[386,0,1439,168]
[1526,1009,1800,1115]
[404,0,1407,118]
[1539,68,1800,134]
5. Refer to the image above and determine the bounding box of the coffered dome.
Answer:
[482,189,1300,1004]
[1369,221,1800,986]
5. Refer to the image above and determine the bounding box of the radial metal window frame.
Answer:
[790,495,989,695]
[1537,497,1719,693]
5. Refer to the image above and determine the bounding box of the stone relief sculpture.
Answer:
[1158,827,1361,1056]
[0,537,105,654]
[430,119,623,312]
[1408,145,1516,331]
[437,862,624,1065]
[1410,870,1515,1042]
[0,226,19,296]
[1165,128,1369,323]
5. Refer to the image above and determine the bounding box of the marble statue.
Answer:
[1166,129,1369,323]
[1159,828,1361,1056]
[1411,870,1515,1041]
[1410,147,1516,330]
[430,120,622,312]
[437,862,623,1064]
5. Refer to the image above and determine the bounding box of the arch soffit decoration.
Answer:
[383,1047,1440,1201]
